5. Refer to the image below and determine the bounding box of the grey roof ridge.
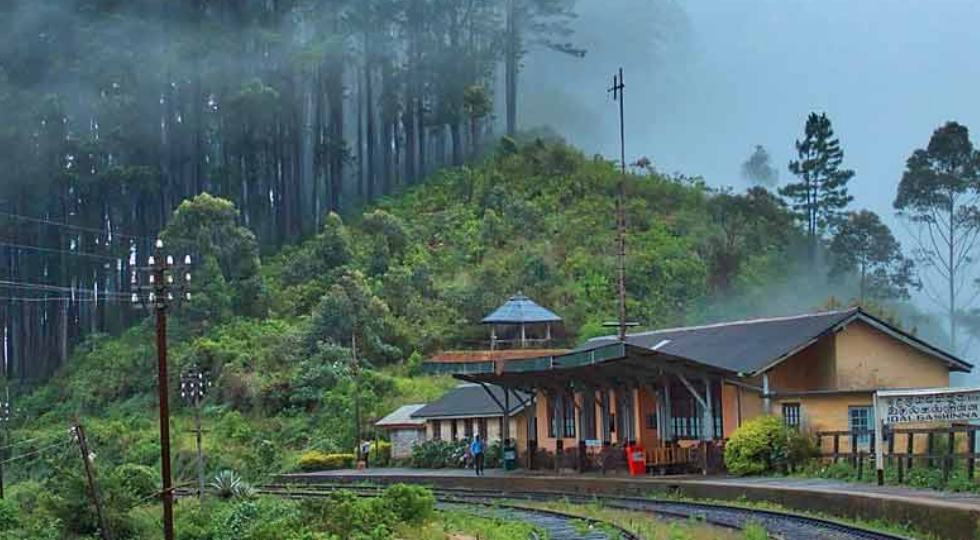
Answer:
[586,307,858,342]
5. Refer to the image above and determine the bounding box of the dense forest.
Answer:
[0,0,591,382]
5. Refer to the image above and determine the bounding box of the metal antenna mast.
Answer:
[608,68,628,342]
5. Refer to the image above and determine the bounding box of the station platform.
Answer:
[281,468,980,540]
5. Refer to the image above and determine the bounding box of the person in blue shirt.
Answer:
[470,434,485,476]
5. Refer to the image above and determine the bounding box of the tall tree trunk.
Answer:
[364,44,376,202]
[505,0,520,136]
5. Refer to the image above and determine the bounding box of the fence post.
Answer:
[833,434,840,464]
[927,433,935,468]
[969,429,976,481]
[851,433,858,468]
[943,430,955,484]
[887,428,895,470]
[897,452,905,484]
[857,450,864,481]
[906,433,914,472]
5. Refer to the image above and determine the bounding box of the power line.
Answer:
[0,439,72,466]
[0,240,125,262]
[0,430,70,452]
[0,296,124,303]
[0,279,130,298]
[0,210,151,242]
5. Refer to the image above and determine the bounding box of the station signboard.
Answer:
[872,387,980,485]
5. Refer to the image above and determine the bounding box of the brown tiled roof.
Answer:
[427,349,569,364]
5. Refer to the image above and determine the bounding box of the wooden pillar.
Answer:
[527,391,537,470]
[601,388,611,445]
[503,389,511,446]
[762,374,771,415]
[577,388,587,473]
[662,376,673,444]
[702,377,714,441]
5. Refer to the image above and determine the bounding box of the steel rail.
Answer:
[261,483,918,540]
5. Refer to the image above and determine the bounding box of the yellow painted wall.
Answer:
[767,334,836,392]
[835,320,950,390]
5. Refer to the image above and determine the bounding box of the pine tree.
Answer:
[781,112,855,262]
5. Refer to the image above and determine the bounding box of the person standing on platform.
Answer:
[471,434,485,476]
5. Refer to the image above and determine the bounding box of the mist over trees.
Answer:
[0,0,581,382]
[895,121,980,354]
[741,145,779,187]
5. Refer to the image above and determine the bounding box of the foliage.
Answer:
[410,439,468,469]
[381,484,436,524]
[298,451,357,472]
[781,112,855,260]
[829,210,918,302]
[211,470,256,500]
[895,121,980,353]
[724,416,815,476]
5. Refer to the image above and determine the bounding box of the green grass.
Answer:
[395,510,546,540]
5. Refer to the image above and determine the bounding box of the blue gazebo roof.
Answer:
[481,295,562,325]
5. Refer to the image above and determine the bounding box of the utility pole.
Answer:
[608,68,628,342]
[131,239,192,540]
[0,390,9,499]
[180,365,211,499]
[74,424,111,540]
[351,333,362,464]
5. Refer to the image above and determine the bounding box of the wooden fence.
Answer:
[815,425,980,484]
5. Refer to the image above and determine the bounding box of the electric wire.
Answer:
[0,439,73,465]
[0,430,71,452]
[0,210,152,242]
[0,240,125,262]
[0,279,131,298]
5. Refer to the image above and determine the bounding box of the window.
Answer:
[451,419,458,441]
[547,396,557,438]
[432,420,442,440]
[563,394,577,439]
[849,406,874,447]
[646,414,658,430]
[478,418,488,438]
[783,403,801,429]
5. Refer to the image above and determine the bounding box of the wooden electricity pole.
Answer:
[75,424,111,540]
[132,240,192,540]
[608,68,628,342]
[181,365,210,499]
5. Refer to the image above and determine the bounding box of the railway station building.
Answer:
[425,301,972,472]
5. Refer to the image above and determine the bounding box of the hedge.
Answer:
[298,451,356,471]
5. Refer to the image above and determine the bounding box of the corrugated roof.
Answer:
[579,308,971,375]
[427,349,570,363]
[376,404,427,428]
[481,295,562,324]
[412,384,530,419]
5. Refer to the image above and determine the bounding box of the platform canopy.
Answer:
[481,294,562,325]
[456,341,737,390]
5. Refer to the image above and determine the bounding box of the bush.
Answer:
[299,451,356,471]
[410,440,467,469]
[725,416,812,476]
[112,463,158,502]
[382,484,435,524]
[369,441,392,467]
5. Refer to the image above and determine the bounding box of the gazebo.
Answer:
[482,294,562,350]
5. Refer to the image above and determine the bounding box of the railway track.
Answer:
[259,483,921,540]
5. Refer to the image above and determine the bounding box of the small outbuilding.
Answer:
[412,384,531,451]
[375,404,427,459]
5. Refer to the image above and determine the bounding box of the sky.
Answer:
[520,0,980,376]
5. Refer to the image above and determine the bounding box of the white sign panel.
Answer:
[877,387,980,425]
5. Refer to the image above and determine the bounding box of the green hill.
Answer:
[2,137,855,539]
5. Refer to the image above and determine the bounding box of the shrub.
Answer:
[112,463,158,502]
[299,451,356,471]
[725,416,804,476]
[210,470,255,499]
[0,498,19,531]
[382,484,435,524]
[369,441,392,467]
[410,439,467,469]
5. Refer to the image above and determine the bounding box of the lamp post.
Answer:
[131,239,192,540]
[180,365,211,499]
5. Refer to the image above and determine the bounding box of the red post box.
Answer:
[626,445,646,476]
